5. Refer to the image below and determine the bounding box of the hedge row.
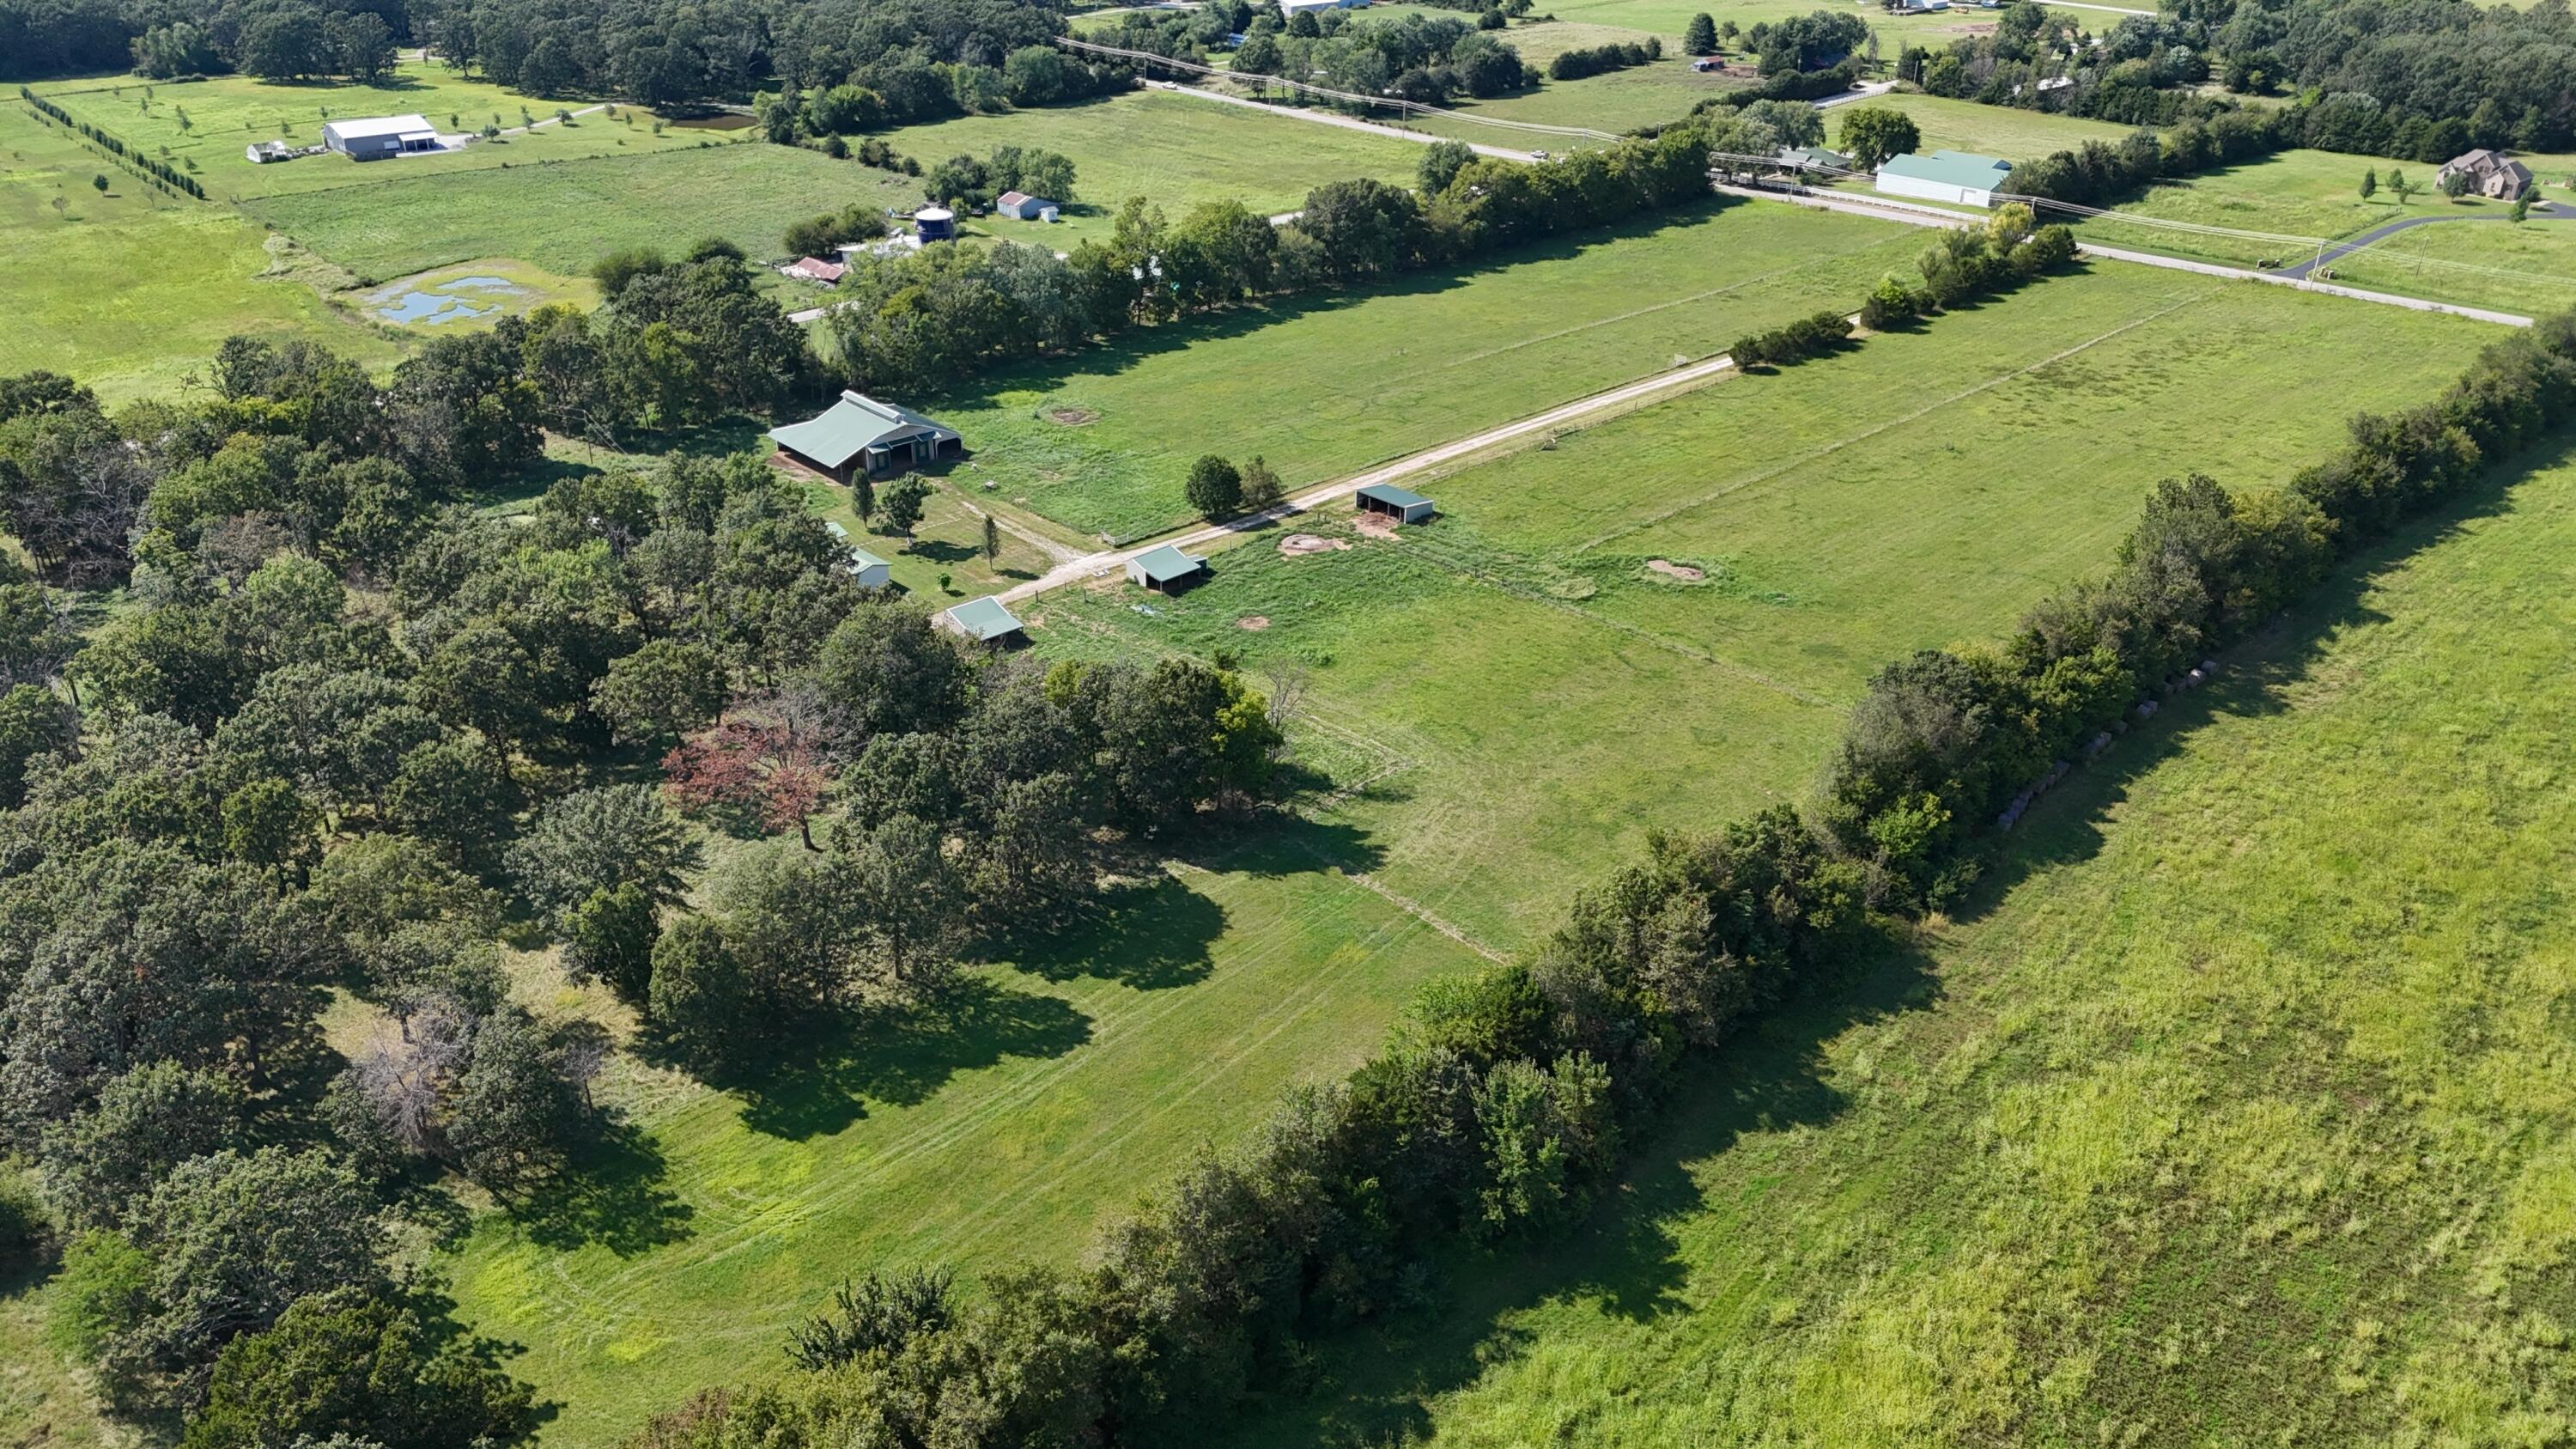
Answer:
[1820,309,2576,906]
[19,88,207,199]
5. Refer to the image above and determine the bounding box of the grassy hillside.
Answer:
[1218,430,2576,1448]
[0,102,404,403]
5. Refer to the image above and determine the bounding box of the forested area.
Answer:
[0,330,1285,1441]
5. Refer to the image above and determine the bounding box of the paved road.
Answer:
[1143,80,1540,161]
[2280,201,2576,279]
[1813,81,1899,110]
[1715,180,2536,326]
[994,346,1762,605]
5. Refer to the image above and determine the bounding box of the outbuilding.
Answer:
[1124,542,1207,593]
[322,114,441,161]
[825,521,894,588]
[784,256,848,285]
[1356,483,1435,524]
[995,191,1060,222]
[768,390,963,484]
[943,595,1025,646]
[1874,149,2011,208]
[1778,145,1851,174]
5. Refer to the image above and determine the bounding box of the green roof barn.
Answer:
[943,595,1024,644]
[1124,542,1208,593]
[769,391,962,484]
[1356,483,1436,525]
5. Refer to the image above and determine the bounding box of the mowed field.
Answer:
[929,199,1929,541]
[32,60,708,203]
[878,89,1426,250]
[1023,265,2493,949]
[1218,433,2576,1449]
[244,141,914,282]
[2329,212,2576,316]
[0,102,402,403]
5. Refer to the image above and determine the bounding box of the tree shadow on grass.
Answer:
[503,1116,695,1257]
[1226,934,1943,1446]
[1169,812,1390,882]
[712,975,1095,1142]
[1004,873,1229,990]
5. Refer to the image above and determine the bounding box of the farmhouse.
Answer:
[2438,149,2535,200]
[1875,149,2012,208]
[768,390,963,484]
[824,521,893,587]
[1357,483,1435,524]
[322,114,442,161]
[1125,543,1208,593]
[995,191,1060,222]
[943,595,1025,645]
[783,257,848,285]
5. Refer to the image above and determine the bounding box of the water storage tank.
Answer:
[915,207,957,242]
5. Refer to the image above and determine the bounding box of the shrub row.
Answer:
[1728,308,1851,368]
[1546,37,1661,81]
[2002,103,2300,212]
[1820,310,2576,907]
[1696,58,1862,108]
[19,88,208,198]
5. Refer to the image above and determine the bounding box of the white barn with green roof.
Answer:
[769,390,962,484]
[1874,149,2012,209]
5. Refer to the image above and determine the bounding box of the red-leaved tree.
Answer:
[663,709,834,850]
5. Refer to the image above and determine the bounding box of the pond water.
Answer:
[369,274,523,326]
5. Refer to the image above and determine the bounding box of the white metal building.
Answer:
[1874,149,2013,208]
[321,114,441,161]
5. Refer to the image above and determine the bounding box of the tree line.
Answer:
[18,87,208,198]
[1895,0,2576,162]
[0,328,1292,1444]
[825,126,1716,397]
[614,301,2576,1449]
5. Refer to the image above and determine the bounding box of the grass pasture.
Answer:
[32,60,703,203]
[878,89,1427,250]
[929,199,1928,541]
[2328,211,2576,316]
[1216,432,2576,1449]
[243,142,912,283]
[0,101,402,403]
[1019,263,2492,947]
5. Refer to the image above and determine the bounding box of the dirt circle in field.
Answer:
[1279,533,1349,557]
[1236,615,1271,630]
[1046,407,1098,426]
[1646,558,1707,582]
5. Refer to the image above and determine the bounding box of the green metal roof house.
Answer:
[1356,483,1436,525]
[1874,149,2012,209]
[769,390,962,484]
[944,595,1024,644]
[1124,542,1207,592]
[1777,145,1851,174]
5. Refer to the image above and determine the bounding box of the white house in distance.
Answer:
[322,114,443,161]
[1874,149,2013,208]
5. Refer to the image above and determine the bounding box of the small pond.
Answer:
[368,274,525,326]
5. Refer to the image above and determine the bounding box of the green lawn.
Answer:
[927,199,1929,542]
[242,141,914,283]
[2327,212,2576,316]
[444,852,1489,1448]
[31,59,705,203]
[1852,91,2143,161]
[1216,431,2576,1449]
[878,89,1428,250]
[0,102,404,404]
